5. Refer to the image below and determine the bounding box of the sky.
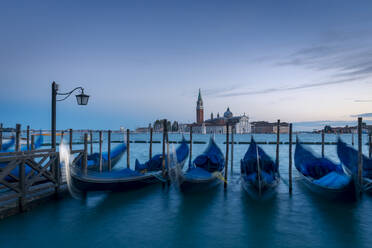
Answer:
[1,0,372,130]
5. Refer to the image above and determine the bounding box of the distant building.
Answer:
[318,123,371,134]
[251,121,289,134]
[196,88,204,124]
[190,90,251,134]
[135,127,150,133]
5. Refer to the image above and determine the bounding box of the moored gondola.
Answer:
[70,138,189,192]
[337,138,372,192]
[241,138,279,199]
[296,140,355,199]
[178,137,225,192]
[77,142,127,171]
[0,136,15,152]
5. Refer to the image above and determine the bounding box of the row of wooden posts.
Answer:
[1,117,371,192]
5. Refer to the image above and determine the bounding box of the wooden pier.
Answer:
[0,145,85,219]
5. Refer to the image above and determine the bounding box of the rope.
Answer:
[212,171,227,184]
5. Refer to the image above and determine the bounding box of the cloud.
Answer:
[216,75,365,97]
[350,113,372,118]
[354,99,372,103]
[276,30,372,79]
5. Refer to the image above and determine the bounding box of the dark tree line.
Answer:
[153,120,179,132]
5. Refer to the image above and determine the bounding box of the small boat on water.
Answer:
[337,138,372,192]
[241,138,279,199]
[178,137,225,192]
[77,142,127,171]
[295,140,355,199]
[135,137,189,173]
[0,133,44,153]
[70,139,189,192]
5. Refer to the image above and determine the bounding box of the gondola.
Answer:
[0,133,43,153]
[135,137,189,173]
[178,137,225,192]
[337,138,372,192]
[70,138,189,192]
[295,140,355,199]
[0,136,15,152]
[240,138,279,199]
[76,142,127,171]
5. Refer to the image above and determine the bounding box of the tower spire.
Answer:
[198,88,202,102]
[196,88,204,124]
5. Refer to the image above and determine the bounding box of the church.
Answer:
[183,89,251,134]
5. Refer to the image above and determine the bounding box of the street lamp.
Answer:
[51,81,90,149]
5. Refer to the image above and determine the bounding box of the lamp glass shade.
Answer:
[76,93,89,105]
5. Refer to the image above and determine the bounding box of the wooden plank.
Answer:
[18,159,26,211]
[0,160,20,181]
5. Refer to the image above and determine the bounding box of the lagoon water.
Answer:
[1,133,372,248]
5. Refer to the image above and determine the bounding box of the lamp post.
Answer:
[51,81,89,149]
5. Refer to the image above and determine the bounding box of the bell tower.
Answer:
[196,88,204,124]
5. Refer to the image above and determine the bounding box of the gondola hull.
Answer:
[178,138,225,192]
[86,151,125,171]
[71,171,162,192]
[178,171,223,192]
[240,138,280,199]
[295,140,355,200]
[241,175,280,200]
[298,172,356,200]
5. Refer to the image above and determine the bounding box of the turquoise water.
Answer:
[1,133,371,248]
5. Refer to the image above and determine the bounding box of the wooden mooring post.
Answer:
[127,129,130,168]
[352,132,355,146]
[321,130,325,158]
[108,130,112,171]
[90,130,93,155]
[369,132,371,159]
[15,124,25,211]
[0,123,3,151]
[276,119,280,166]
[357,117,363,194]
[31,134,35,150]
[69,128,73,151]
[27,125,30,150]
[83,133,88,175]
[231,126,234,173]
[99,130,103,172]
[15,124,21,152]
[162,119,167,184]
[166,128,170,185]
[149,127,153,160]
[224,123,229,188]
[189,126,193,168]
[289,123,293,194]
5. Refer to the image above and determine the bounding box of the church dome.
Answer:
[224,107,233,118]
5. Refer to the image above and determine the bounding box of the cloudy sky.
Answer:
[1,0,372,130]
